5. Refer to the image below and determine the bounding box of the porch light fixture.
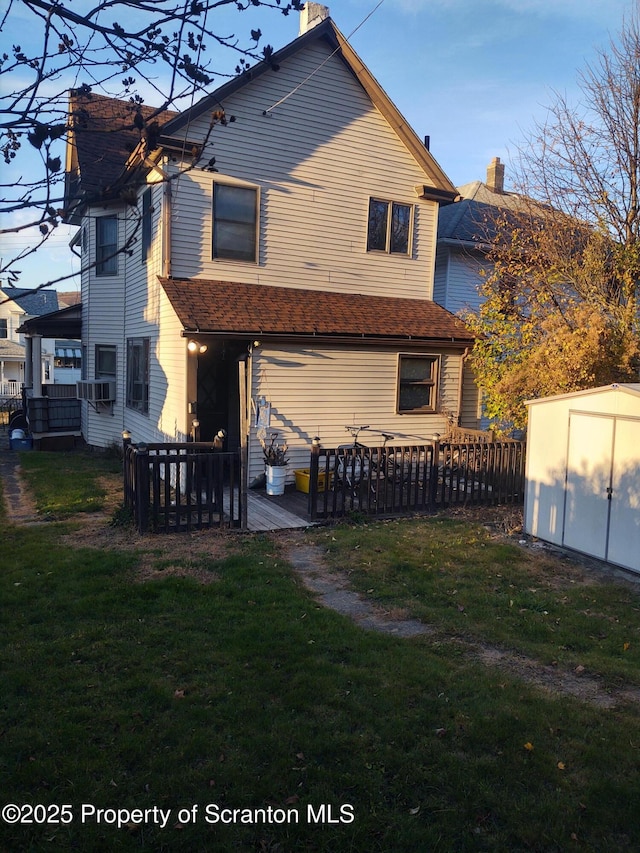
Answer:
[187,339,208,354]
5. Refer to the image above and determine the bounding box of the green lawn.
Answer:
[1,451,639,851]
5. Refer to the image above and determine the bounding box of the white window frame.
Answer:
[95,344,117,380]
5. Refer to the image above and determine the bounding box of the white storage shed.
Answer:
[524,384,640,573]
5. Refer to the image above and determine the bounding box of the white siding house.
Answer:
[0,286,58,395]
[524,384,640,573]
[64,8,479,481]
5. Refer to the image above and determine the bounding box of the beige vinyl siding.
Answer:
[248,343,465,483]
[168,41,439,300]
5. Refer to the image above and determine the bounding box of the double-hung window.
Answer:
[96,215,118,275]
[212,183,258,262]
[126,338,149,414]
[95,344,116,380]
[367,198,412,255]
[0,318,7,339]
[397,354,439,413]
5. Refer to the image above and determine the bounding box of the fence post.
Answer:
[309,438,321,520]
[135,444,150,533]
[429,434,440,508]
[122,430,132,508]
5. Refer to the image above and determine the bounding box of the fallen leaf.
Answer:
[557,762,566,770]
[524,742,534,752]
[575,665,585,675]
[174,689,185,698]
[409,806,420,815]
[624,642,631,651]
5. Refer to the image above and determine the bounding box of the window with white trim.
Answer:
[367,198,412,255]
[126,338,149,414]
[397,354,439,413]
[96,215,118,275]
[95,344,116,379]
[212,182,258,262]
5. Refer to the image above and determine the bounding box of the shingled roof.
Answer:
[66,92,177,202]
[160,278,474,345]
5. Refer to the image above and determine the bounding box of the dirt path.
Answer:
[0,443,42,525]
[281,530,640,710]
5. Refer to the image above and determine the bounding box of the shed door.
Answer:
[608,418,640,571]
[563,413,614,560]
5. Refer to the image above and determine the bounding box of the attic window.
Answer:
[367,198,412,255]
[213,183,258,262]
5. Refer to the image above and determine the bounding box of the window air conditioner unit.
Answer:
[76,380,116,403]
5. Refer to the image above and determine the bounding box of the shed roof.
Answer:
[526,383,640,407]
[160,278,474,345]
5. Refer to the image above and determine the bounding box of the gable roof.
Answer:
[65,93,177,208]
[160,278,474,345]
[163,17,455,198]
[1,287,59,316]
[65,16,456,211]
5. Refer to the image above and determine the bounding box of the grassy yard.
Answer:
[1,451,640,852]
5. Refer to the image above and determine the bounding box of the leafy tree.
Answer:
[466,5,640,431]
[0,0,302,287]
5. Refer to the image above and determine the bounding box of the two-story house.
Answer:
[64,5,479,483]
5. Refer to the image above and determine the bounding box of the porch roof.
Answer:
[160,278,475,346]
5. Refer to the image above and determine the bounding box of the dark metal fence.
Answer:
[308,439,525,520]
[124,441,242,533]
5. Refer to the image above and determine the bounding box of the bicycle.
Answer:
[335,426,409,510]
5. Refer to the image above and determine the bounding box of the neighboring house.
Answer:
[0,285,58,395]
[64,5,479,483]
[434,157,526,315]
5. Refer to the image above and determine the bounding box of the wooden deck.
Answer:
[246,486,313,531]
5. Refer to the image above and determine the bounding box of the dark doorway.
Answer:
[196,340,247,449]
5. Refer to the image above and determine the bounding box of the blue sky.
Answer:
[0,0,634,293]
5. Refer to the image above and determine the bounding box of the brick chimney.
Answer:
[486,157,505,193]
[299,3,330,35]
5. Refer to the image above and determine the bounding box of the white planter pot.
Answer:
[265,465,287,496]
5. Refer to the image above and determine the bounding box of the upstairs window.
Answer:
[213,183,258,262]
[397,354,439,413]
[96,215,118,276]
[367,198,412,255]
[0,318,7,339]
[141,188,152,263]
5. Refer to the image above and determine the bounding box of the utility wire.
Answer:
[262,0,386,116]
